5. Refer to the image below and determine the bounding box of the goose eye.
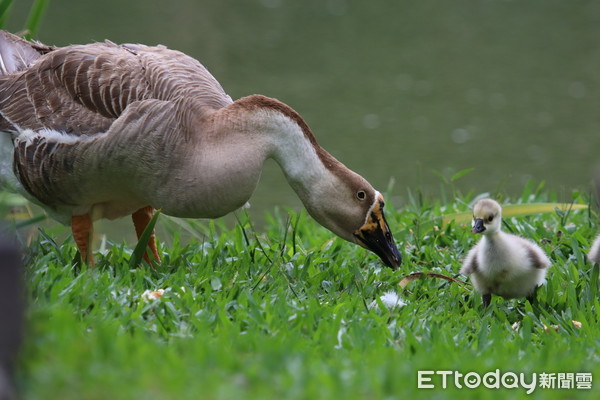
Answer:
[356,190,367,200]
[487,215,494,222]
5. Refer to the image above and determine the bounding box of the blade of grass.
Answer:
[234,210,255,262]
[450,168,475,182]
[291,211,301,255]
[161,215,206,240]
[128,210,161,268]
[0,0,14,28]
[37,227,65,264]
[278,214,291,258]
[15,214,46,229]
[23,0,50,38]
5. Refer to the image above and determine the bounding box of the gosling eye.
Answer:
[356,190,367,201]
[487,215,494,223]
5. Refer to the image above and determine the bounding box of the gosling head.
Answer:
[304,173,401,269]
[471,198,502,235]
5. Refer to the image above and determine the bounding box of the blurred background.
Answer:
[4,0,600,236]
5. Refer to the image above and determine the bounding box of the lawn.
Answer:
[12,182,600,399]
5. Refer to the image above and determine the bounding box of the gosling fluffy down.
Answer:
[460,199,551,307]
[588,234,600,264]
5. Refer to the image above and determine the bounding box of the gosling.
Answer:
[588,235,600,264]
[460,199,551,307]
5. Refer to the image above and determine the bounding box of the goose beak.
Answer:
[472,218,486,234]
[353,196,401,269]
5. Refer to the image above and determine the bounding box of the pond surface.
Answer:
[7,0,600,238]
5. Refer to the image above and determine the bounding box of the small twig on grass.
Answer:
[398,272,470,295]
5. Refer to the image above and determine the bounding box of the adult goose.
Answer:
[0,31,401,269]
[460,199,550,307]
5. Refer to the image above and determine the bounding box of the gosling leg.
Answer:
[482,293,492,308]
[526,285,540,305]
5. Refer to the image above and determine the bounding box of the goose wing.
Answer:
[0,32,232,136]
[12,98,180,212]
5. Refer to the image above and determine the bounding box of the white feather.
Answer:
[369,290,406,310]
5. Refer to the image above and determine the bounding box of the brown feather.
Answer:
[0,37,230,137]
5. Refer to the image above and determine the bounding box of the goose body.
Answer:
[0,31,401,268]
[460,199,550,307]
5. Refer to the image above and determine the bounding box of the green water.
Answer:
[7,0,600,238]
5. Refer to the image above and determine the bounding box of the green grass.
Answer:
[0,0,50,37]
[13,184,600,399]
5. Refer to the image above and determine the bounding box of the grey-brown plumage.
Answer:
[0,31,401,268]
[0,34,230,135]
[1,31,234,220]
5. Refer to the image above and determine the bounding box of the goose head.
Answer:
[232,95,402,269]
[301,172,401,269]
[471,198,502,235]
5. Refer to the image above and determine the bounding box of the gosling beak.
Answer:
[472,218,486,234]
[353,195,401,269]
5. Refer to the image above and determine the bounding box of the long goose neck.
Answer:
[230,95,344,202]
[268,115,331,191]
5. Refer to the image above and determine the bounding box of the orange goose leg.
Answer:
[72,214,94,267]
[132,206,161,264]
